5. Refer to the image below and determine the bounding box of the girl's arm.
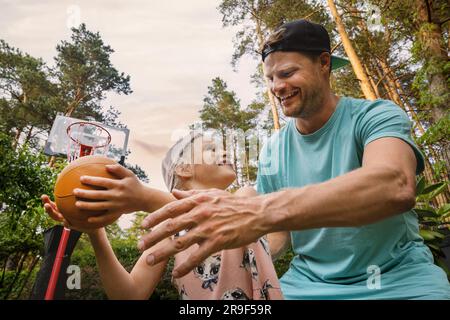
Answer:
[82,185,178,299]
[88,228,171,300]
[42,190,175,300]
[70,164,177,229]
[267,231,291,261]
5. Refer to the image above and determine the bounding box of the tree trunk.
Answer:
[416,0,448,121]
[266,84,281,130]
[24,125,34,144]
[253,13,280,130]
[232,136,240,187]
[65,102,77,118]
[244,137,250,184]
[12,127,22,150]
[48,156,56,167]
[3,252,27,300]
[363,63,380,98]
[0,257,8,288]
[5,253,19,271]
[415,0,450,168]
[327,0,377,100]
[65,86,85,117]
[16,255,40,300]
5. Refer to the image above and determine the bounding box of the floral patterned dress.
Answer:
[172,233,284,300]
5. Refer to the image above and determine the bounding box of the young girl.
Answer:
[42,131,288,300]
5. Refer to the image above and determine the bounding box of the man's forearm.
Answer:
[262,165,416,232]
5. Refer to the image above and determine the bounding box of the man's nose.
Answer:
[271,77,287,96]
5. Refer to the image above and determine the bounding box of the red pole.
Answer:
[44,227,71,300]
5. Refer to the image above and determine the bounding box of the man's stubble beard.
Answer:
[283,84,325,119]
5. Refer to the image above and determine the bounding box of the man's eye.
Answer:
[281,71,293,77]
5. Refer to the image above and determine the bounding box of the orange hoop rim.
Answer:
[66,121,112,149]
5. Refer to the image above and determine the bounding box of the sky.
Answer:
[1,0,261,228]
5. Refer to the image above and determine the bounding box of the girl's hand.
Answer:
[41,194,64,222]
[72,164,147,227]
[41,194,99,234]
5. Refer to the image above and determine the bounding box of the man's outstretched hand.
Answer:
[139,188,270,278]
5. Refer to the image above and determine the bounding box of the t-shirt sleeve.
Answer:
[256,144,275,194]
[355,99,425,175]
[256,133,281,194]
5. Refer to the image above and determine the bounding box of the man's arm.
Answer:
[264,137,417,231]
[139,137,417,277]
[234,186,291,260]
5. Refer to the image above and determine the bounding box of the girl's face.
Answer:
[190,138,236,189]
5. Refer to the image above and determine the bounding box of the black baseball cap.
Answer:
[262,19,350,70]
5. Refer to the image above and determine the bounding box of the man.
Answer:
[138,19,450,299]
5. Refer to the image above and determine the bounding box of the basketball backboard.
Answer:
[44,115,130,163]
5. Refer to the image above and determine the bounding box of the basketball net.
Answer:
[45,121,111,300]
[67,122,112,162]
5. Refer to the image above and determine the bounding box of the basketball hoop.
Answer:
[45,121,111,300]
[66,121,111,162]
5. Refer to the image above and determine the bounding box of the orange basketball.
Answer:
[54,155,118,225]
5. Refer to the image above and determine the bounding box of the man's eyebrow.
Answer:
[278,65,297,73]
[265,65,298,78]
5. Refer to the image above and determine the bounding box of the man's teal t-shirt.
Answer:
[256,97,450,299]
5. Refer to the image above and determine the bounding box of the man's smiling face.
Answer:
[264,51,330,119]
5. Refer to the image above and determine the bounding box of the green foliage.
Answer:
[0,133,62,299]
[200,77,241,132]
[415,176,450,278]
[55,23,132,119]
[0,133,58,226]
[0,269,36,300]
[200,77,263,186]
[124,163,149,183]
[219,0,333,68]
[331,67,364,99]
[0,23,145,300]
[0,39,61,136]
[1,23,134,151]
[273,248,294,279]
[418,114,450,146]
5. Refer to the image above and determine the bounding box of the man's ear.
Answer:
[175,164,193,180]
[319,52,331,73]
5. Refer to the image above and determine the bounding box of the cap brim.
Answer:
[331,55,350,70]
